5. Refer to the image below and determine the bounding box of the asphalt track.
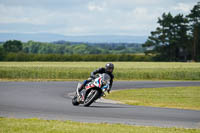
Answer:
[0,81,200,128]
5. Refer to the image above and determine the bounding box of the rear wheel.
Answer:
[83,89,99,107]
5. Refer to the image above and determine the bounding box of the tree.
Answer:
[143,13,189,61]
[3,40,23,53]
[187,2,200,61]
[0,47,6,60]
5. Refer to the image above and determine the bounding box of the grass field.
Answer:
[0,118,199,133]
[0,62,200,80]
[106,86,200,110]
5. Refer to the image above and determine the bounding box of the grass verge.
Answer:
[0,62,200,80]
[0,117,199,133]
[106,86,200,110]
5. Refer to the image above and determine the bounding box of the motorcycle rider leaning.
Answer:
[78,63,114,93]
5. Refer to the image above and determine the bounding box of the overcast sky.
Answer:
[0,0,199,36]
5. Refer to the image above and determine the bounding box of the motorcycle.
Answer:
[72,73,111,107]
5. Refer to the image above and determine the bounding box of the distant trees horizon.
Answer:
[0,40,144,55]
[0,40,149,61]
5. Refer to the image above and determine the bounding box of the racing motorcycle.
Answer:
[72,73,111,107]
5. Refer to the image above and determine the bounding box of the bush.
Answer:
[2,53,155,62]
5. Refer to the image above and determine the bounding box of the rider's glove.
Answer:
[90,75,95,79]
[91,75,98,79]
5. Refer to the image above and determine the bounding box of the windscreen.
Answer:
[102,73,110,85]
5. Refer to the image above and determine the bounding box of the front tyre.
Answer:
[72,95,80,106]
[83,89,99,107]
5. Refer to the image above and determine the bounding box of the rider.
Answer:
[78,63,114,93]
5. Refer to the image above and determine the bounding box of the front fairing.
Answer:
[85,82,96,90]
[94,77,109,91]
[85,74,110,91]
[93,77,103,88]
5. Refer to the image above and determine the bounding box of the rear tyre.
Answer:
[83,89,99,107]
[72,95,80,106]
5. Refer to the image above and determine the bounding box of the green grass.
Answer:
[0,62,200,80]
[0,118,199,133]
[106,86,200,110]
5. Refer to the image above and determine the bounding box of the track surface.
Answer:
[0,81,200,128]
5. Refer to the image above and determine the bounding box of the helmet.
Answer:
[105,63,114,73]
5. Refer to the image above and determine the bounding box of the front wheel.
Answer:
[72,94,80,106]
[83,89,99,107]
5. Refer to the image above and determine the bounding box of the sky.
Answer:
[0,0,199,36]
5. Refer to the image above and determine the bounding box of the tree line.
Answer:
[0,40,144,55]
[143,2,200,61]
[0,40,151,61]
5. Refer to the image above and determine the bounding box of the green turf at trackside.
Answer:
[0,62,200,80]
[0,118,199,133]
[106,86,200,110]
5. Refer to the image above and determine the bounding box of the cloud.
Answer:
[88,1,107,12]
[172,3,194,13]
[0,0,198,36]
[0,4,54,25]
